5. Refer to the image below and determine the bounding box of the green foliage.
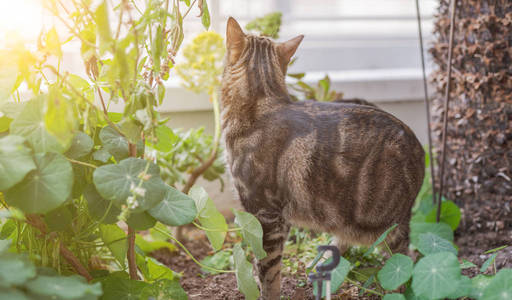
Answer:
[148,186,197,227]
[26,275,102,299]
[233,243,260,300]
[424,200,461,230]
[234,210,266,260]
[245,12,282,39]
[93,158,167,212]
[288,74,344,102]
[4,152,73,214]
[378,254,413,291]
[10,97,69,153]
[0,248,101,299]
[481,269,512,300]
[189,186,227,251]
[383,294,406,300]
[200,249,232,275]
[364,223,397,257]
[0,135,35,190]
[175,31,225,95]
[417,233,457,256]
[155,127,225,188]
[100,224,127,268]
[412,252,461,299]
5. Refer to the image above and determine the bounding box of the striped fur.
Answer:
[221,18,425,299]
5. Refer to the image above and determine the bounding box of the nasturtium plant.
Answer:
[234,210,266,260]
[425,200,461,230]
[189,186,228,251]
[378,254,413,291]
[412,252,461,299]
[4,152,73,214]
[417,232,457,256]
[93,158,167,212]
[10,97,69,154]
[0,135,35,190]
[148,186,197,227]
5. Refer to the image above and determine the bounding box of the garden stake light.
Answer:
[309,245,340,300]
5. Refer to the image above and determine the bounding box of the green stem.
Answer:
[346,278,383,297]
[383,240,393,257]
[154,227,236,274]
[66,158,97,169]
[192,222,241,232]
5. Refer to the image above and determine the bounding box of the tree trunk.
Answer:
[430,0,512,202]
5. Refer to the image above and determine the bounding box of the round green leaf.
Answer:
[5,152,73,213]
[234,210,266,260]
[0,135,36,190]
[383,293,405,300]
[0,253,36,287]
[65,131,94,159]
[10,97,67,153]
[471,274,493,299]
[93,157,167,212]
[84,184,121,224]
[412,252,461,299]
[140,279,187,300]
[447,276,472,299]
[425,200,461,230]
[148,185,197,226]
[126,211,156,231]
[92,148,112,163]
[0,288,30,300]
[99,276,150,300]
[417,233,458,256]
[481,269,512,300]
[378,253,414,291]
[44,205,73,232]
[26,275,102,299]
[100,224,127,268]
[410,222,453,248]
[99,125,129,161]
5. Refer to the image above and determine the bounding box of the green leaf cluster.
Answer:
[0,241,102,300]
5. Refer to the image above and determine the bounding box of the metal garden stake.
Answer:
[309,245,340,300]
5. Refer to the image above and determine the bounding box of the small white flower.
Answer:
[126,196,139,209]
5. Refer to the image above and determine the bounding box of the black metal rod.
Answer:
[415,0,437,207]
[437,0,458,222]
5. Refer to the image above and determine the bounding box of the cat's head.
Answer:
[224,17,303,80]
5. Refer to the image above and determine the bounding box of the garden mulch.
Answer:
[153,195,511,299]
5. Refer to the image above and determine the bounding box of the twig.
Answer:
[183,0,198,19]
[181,148,218,194]
[26,214,93,281]
[127,226,139,280]
[67,158,97,169]
[415,0,437,206]
[436,0,457,222]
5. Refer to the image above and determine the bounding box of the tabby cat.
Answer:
[221,17,425,299]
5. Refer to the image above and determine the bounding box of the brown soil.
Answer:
[455,196,512,277]
[152,233,379,300]
[152,196,511,299]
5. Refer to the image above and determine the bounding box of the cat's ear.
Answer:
[277,35,304,65]
[226,17,246,63]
